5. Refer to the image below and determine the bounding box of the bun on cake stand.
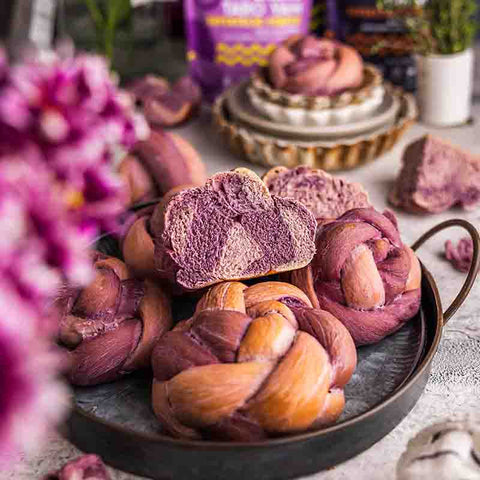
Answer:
[213,35,417,171]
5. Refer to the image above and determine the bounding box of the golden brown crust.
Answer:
[195,282,247,314]
[151,280,356,440]
[60,254,172,385]
[124,280,172,370]
[243,282,313,310]
[122,217,156,279]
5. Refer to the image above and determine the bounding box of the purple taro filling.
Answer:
[279,296,310,308]
[265,166,370,221]
[155,170,317,290]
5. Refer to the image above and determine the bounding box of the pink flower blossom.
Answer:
[0,158,92,315]
[0,48,148,463]
[0,48,149,232]
[0,284,68,463]
[0,48,148,314]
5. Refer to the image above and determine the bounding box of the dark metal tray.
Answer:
[65,219,479,480]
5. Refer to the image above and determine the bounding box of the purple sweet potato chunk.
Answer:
[45,454,111,480]
[264,166,371,222]
[389,135,480,213]
[445,237,474,273]
[152,168,317,290]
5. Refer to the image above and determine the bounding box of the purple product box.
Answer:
[185,0,313,102]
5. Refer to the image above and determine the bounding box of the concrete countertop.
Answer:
[4,101,479,480]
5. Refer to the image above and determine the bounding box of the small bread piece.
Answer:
[445,236,474,273]
[389,135,480,213]
[268,35,364,96]
[46,454,111,480]
[263,165,371,221]
[152,168,317,290]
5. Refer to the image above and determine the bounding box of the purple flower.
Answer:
[0,285,68,463]
[0,159,93,313]
[0,48,148,233]
[0,49,149,301]
[0,48,148,464]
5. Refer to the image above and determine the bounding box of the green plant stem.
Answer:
[84,0,132,63]
[105,3,117,61]
[84,0,106,56]
[84,0,104,28]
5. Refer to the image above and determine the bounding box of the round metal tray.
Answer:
[65,220,479,480]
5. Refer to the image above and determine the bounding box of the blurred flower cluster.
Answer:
[0,48,148,463]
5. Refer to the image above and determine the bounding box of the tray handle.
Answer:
[411,219,480,324]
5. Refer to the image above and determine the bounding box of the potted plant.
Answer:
[379,0,478,127]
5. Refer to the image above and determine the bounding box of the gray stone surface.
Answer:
[3,102,479,480]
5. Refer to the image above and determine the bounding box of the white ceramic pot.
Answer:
[416,48,474,127]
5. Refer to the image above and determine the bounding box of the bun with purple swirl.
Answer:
[285,208,422,345]
[151,281,356,440]
[56,252,172,386]
[263,166,371,223]
[268,35,364,96]
[128,75,201,128]
[151,168,317,291]
[118,130,206,206]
